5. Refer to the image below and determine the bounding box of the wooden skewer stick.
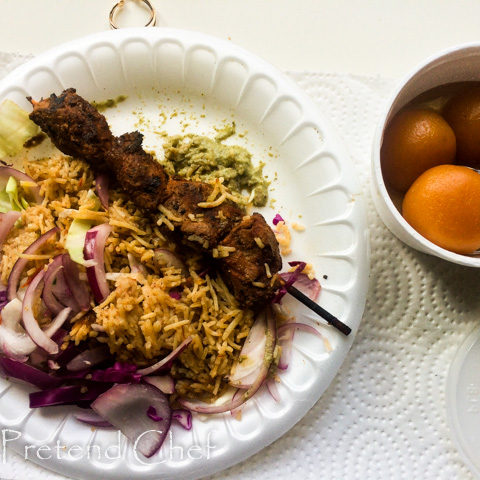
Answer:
[286,285,352,336]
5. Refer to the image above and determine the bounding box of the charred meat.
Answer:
[29,88,114,170]
[219,213,282,309]
[163,178,245,250]
[107,132,170,211]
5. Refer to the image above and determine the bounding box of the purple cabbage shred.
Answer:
[272,213,284,226]
[147,405,163,422]
[91,362,141,384]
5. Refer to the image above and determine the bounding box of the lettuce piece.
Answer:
[20,197,29,209]
[85,189,101,211]
[0,177,31,214]
[66,190,101,265]
[0,190,11,213]
[6,177,22,211]
[66,219,92,265]
[0,100,40,158]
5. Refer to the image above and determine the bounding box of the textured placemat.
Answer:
[0,54,478,480]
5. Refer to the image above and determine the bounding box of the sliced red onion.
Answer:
[43,308,71,340]
[277,322,324,340]
[1,297,23,330]
[0,211,20,249]
[92,383,172,458]
[95,174,109,210]
[136,337,192,376]
[178,310,276,414]
[292,274,321,302]
[22,266,71,355]
[277,322,328,369]
[230,388,244,418]
[51,269,80,312]
[273,261,307,304]
[0,357,62,389]
[29,383,110,408]
[62,253,90,310]
[266,378,280,402]
[230,362,263,389]
[84,224,112,304]
[7,227,58,301]
[42,256,65,315]
[127,253,147,275]
[229,310,268,389]
[0,298,35,360]
[22,268,55,354]
[0,342,28,362]
[66,345,110,372]
[278,327,294,370]
[153,249,188,275]
[143,375,175,394]
[179,376,262,415]
[74,411,113,428]
[271,304,295,370]
[172,409,192,430]
[0,166,43,203]
[47,359,60,371]
[272,213,284,226]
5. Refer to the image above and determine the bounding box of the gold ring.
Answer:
[109,0,156,29]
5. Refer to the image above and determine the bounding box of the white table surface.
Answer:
[1,0,480,78]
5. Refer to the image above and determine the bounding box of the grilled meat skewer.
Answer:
[29,88,282,310]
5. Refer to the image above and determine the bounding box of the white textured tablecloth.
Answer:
[0,53,479,480]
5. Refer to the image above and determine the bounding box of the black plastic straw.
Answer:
[286,285,351,336]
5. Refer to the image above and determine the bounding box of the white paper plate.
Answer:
[0,28,369,480]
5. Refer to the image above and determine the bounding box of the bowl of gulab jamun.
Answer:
[372,43,480,267]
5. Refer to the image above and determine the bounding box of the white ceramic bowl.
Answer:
[371,43,480,267]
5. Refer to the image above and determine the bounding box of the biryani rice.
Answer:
[1,153,255,400]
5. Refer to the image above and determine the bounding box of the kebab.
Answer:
[28,89,350,334]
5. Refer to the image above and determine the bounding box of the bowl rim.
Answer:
[372,41,480,268]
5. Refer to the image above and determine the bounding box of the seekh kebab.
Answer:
[28,88,282,310]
